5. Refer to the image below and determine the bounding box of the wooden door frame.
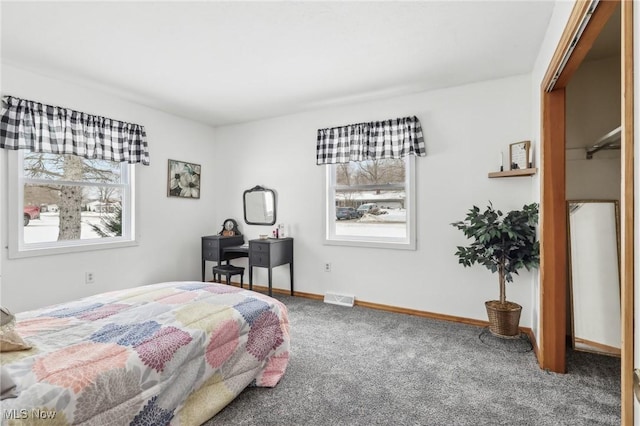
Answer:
[620,2,634,424]
[539,0,634,424]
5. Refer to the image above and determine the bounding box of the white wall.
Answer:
[0,48,540,330]
[1,64,218,312]
[213,74,537,327]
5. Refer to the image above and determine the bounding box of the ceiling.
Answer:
[1,1,558,128]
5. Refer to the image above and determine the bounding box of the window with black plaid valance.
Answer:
[0,96,150,165]
[316,116,425,165]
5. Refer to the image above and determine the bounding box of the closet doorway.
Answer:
[565,7,621,358]
[538,0,634,424]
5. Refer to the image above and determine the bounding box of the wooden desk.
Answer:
[249,238,293,297]
[201,235,245,281]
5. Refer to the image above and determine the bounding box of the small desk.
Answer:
[201,235,245,281]
[249,238,294,297]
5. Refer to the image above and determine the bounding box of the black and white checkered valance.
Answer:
[0,96,150,165]
[316,116,425,165]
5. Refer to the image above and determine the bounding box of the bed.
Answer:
[0,281,290,425]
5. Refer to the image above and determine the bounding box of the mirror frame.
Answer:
[243,185,277,226]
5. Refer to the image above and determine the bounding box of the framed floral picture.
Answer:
[168,159,201,199]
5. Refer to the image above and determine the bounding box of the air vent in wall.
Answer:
[323,292,355,307]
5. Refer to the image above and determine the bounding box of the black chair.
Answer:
[212,264,245,288]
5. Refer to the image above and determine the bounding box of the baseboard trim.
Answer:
[217,280,538,351]
[574,337,621,357]
[354,298,488,327]
[355,299,536,340]
[207,280,324,301]
[525,328,539,360]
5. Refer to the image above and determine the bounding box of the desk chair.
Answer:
[212,264,245,288]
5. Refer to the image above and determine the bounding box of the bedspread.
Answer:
[0,281,290,425]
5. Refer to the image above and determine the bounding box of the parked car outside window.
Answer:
[356,203,379,216]
[23,205,40,226]
[336,207,358,220]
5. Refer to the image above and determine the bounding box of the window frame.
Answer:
[8,150,138,258]
[324,155,416,250]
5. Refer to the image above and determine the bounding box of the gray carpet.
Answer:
[206,295,620,425]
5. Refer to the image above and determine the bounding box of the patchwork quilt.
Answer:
[0,281,290,425]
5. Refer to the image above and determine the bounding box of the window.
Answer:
[9,150,136,257]
[325,156,416,249]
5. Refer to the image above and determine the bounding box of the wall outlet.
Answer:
[85,272,95,284]
[324,263,331,272]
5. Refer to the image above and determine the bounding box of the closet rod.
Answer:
[586,126,621,159]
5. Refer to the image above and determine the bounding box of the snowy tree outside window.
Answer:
[10,150,135,257]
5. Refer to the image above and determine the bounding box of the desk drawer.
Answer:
[203,239,220,249]
[202,239,220,261]
[250,242,270,253]
[203,249,219,261]
[250,252,270,267]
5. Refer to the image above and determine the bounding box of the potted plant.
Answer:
[451,202,540,337]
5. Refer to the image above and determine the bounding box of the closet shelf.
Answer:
[488,168,537,178]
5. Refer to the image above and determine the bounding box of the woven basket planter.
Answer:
[485,300,522,338]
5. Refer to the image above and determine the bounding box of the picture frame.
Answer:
[509,140,531,170]
[167,159,201,199]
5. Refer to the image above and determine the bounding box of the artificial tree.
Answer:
[451,202,540,336]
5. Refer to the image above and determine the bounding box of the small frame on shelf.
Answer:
[509,141,531,170]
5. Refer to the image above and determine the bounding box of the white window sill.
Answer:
[9,238,139,259]
[324,237,416,250]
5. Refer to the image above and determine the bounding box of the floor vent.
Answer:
[324,292,355,307]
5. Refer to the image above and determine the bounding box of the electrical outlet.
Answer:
[324,263,331,272]
[85,272,95,284]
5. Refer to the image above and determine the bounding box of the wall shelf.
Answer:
[488,168,537,178]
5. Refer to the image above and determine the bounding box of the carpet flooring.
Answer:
[206,295,620,425]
